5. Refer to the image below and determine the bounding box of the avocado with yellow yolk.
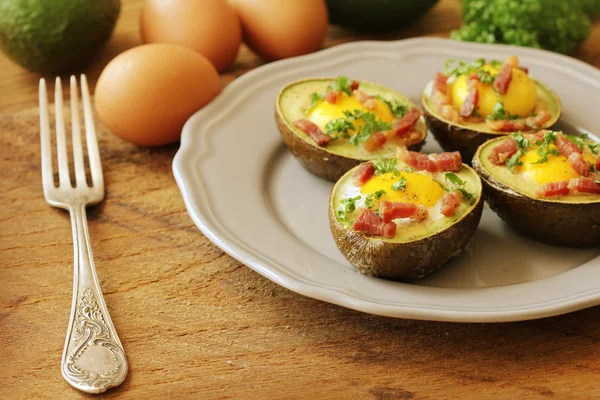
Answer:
[421,60,561,163]
[329,158,484,281]
[472,135,600,247]
[276,78,427,182]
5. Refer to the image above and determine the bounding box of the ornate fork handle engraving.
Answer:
[61,205,128,393]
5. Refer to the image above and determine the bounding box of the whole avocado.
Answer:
[326,0,439,32]
[0,0,120,73]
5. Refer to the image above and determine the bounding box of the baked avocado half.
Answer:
[276,76,427,182]
[329,151,483,281]
[421,56,561,163]
[472,130,600,247]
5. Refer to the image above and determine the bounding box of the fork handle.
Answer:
[61,204,128,394]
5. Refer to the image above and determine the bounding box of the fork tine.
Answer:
[80,74,104,189]
[54,77,71,188]
[39,79,54,192]
[70,76,86,186]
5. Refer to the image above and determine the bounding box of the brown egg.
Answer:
[95,44,220,146]
[141,0,241,72]
[229,0,328,61]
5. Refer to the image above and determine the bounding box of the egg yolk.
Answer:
[308,92,393,129]
[520,145,597,185]
[449,66,537,118]
[361,171,445,208]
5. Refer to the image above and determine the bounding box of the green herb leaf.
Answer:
[486,101,519,121]
[337,196,361,224]
[364,190,386,209]
[374,95,408,118]
[476,69,495,85]
[433,179,450,192]
[444,172,465,186]
[391,177,407,191]
[532,131,559,164]
[506,151,523,173]
[330,75,353,96]
[513,131,530,152]
[444,58,486,79]
[373,157,398,176]
[457,188,473,200]
[324,117,354,139]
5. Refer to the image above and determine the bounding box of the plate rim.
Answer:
[173,37,600,323]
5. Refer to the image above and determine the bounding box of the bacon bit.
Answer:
[568,153,590,177]
[350,80,359,91]
[569,178,600,194]
[440,104,461,123]
[596,155,600,172]
[488,138,517,165]
[363,132,387,152]
[325,90,340,104]
[399,150,462,172]
[518,66,529,74]
[396,128,423,144]
[414,205,429,221]
[354,89,376,110]
[485,111,552,132]
[555,135,583,157]
[434,72,448,94]
[537,181,570,197]
[392,107,421,135]
[440,192,459,217]
[493,56,519,94]
[293,119,331,146]
[352,162,375,187]
[352,209,397,238]
[379,201,418,223]
[460,76,479,118]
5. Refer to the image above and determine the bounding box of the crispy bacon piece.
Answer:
[293,119,331,146]
[363,132,387,152]
[379,201,418,223]
[460,75,480,118]
[354,89,377,110]
[392,107,421,136]
[350,80,360,91]
[431,91,460,123]
[325,90,340,104]
[352,209,397,238]
[568,153,590,177]
[440,192,460,217]
[352,162,375,186]
[537,181,570,197]
[493,56,519,94]
[399,150,462,172]
[485,110,551,132]
[396,128,423,144]
[434,72,448,94]
[570,177,600,194]
[518,66,529,74]
[555,135,583,157]
[488,138,517,165]
[596,155,600,172]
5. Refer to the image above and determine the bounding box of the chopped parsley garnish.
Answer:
[505,131,531,173]
[532,130,559,164]
[477,70,495,85]
[506,153,523,173]
[566,133,599,155]
[324,117,354,139]
[337,196,361,224]
[364,190,386,209]
[444,58,486,79]
[374,95,408,118]
[433,179,450,192]
[486,101,520,121]
[373,157,399,176]
[391,177,407,191]
[335,109,392,146]
[404,167,414,172]
[310,92,324,108]
[329,75,353,96]
[444,172,474,200]
[513,131,530,151]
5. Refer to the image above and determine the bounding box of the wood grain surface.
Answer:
[2,0,600,398]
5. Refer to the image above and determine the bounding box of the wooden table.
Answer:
[2,1,600,398]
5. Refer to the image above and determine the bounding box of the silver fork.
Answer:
[40,75,128,394]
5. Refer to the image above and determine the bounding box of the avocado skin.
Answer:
[326,0,439,32]
[328,169,484,281]
[472,153,600,247]
[423,106,501,165]
[275,110,425,182]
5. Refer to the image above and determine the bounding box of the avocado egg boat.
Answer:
[276,76,427,182]
[472,130,600,247]
[422,56,561,162]
[329,150,483,281]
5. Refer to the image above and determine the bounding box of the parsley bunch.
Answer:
[325,109,392,146]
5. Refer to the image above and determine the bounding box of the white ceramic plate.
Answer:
[173,38,600,322]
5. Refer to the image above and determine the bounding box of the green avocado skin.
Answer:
[472,156,600,247]
[326,0,438,32]
[0,0,120,73]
